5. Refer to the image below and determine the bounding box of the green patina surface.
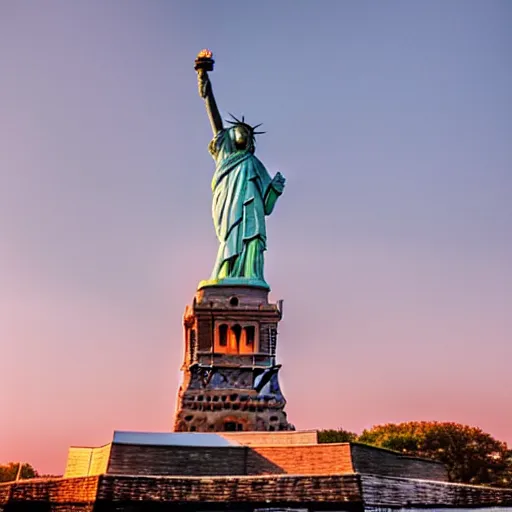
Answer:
[203,128,283,290]
[195,51,284,291]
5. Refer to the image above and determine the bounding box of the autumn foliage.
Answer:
[0,463,38,483]
[317,428,357,444]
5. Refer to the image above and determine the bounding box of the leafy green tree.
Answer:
[0,462,38,483]
[317,428,357,444]
[358,421,511,487]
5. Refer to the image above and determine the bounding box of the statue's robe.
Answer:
[208,127,279,281]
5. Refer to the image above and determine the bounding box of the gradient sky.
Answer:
[1,1,511,475]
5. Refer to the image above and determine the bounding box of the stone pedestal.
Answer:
[173,285,293,432]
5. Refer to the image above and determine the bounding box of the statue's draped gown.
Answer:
[208,127,280,284]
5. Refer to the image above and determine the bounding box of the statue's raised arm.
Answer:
[195,50,223,135]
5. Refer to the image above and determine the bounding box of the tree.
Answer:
[358,421,511,487]
[0,463,38,483]
[318,428,357,444]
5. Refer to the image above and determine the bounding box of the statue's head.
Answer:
[226,114,265,153]
[233,125,251,149]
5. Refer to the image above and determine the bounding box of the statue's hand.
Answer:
[272,172,286,194]
[197,70,210,99]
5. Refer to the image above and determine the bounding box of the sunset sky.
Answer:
[1,1,511,475]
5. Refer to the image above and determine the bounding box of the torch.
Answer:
[194,48,214,73]
[195,49,214,99]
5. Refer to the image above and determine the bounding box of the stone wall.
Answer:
[95,473,363,506]
[247,444,353,475]
[62,439,451,481]
[2,473,511,511]
[66,442,352,478]
[197,318,213,351]
[96,443,350,477]
[106,443,247,476]
[360,473,512,507]
[0,476,99,512]
[350,443,448,482]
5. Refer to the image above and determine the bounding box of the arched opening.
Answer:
[218,324,228,347]
[240,325,256,354]
[229,324,242,353]
[214,322,258,354]
[223,421,244,432]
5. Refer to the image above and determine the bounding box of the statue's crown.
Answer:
[226,113,265,135]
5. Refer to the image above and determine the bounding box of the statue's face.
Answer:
[233,126,249,149]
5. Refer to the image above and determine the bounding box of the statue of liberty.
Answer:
[195,50,285,290]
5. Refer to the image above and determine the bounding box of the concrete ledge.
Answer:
[2,473,511,510]
[360,473,512,507]
[0,475,100,507]
[97,473,362,505]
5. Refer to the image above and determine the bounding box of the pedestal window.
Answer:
[214,321,258,354]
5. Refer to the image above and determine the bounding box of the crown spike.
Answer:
[228,112,242,123]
